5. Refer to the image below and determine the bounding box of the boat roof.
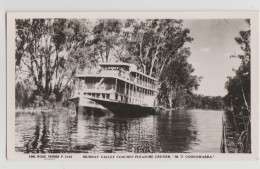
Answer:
[99,62,158,81]
[130,70,158,81]
[99,62,131,67]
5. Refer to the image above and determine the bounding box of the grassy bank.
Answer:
[221,109,251,153]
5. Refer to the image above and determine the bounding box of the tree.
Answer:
[159,48,201,108]
[224,19,251,153]
[15,18,200,109]
[90,19,122,63]
[224,19,250,113]
[15,78,37,108]
[115,19,199,108]
[15,19,92,102]
[121,19,193,77]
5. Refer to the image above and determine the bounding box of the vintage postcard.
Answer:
[6,11,259,160]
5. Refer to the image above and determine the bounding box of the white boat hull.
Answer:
[78,96,105,109]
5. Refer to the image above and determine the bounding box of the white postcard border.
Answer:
[6,11,259,161]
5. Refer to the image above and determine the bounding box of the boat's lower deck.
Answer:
[88,97,157,115]
[68,95,158,115]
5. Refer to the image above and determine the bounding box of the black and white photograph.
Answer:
[6,12,259,160]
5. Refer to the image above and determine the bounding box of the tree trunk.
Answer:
[142,64,146,74]
[149,45,160,76]
[168,96,172,108]
[239,78,250,112]
[159,53,171,76]
[149,56,156,76]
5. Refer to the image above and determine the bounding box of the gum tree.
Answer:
[223,19,251,153]
[15,19,91,102]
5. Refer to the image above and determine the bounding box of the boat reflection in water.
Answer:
[15,108,223,153]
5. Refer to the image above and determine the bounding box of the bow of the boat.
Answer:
[88,97,156,115]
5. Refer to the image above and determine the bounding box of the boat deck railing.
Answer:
[77,68,157,90]
[77,68,136,82]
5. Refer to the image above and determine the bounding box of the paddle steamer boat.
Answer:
[70,62,159,114]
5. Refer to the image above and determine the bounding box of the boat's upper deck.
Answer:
[74,63,158,105]
[100,62,157,81]
[76,62,158,90]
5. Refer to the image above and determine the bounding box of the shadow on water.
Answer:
[81,107,109,117]
[155,109,198,153]
[39,114,49,153]
[80,106,151,118]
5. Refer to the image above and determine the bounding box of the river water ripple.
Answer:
[15,108,223,153]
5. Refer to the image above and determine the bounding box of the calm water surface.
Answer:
[15,108,223,153]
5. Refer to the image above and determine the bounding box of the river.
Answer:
[15,108,223,153]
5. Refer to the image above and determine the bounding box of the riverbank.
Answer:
[221,110,239,153]
[15,106,75,114]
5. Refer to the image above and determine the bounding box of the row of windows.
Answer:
[103,66,129,71]
[115,94,144,104]
[135,76,156,89]
[80,92,110,99]
[117,82,155,97]
[76,78,156,97]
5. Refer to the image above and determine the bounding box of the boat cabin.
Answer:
[74,62,158,106]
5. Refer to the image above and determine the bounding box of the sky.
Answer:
[182,19,249,97]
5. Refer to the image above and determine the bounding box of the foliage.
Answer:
[15,19,93,102]
[118,19,193,76]
[15,18,203,111]
[15,79,37,108]
[159,47,201,108]
[115,19,200,107]
[223,19,251,153]
[187,94,224,110]
[48,93,56,103]
[91,19,122,62]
